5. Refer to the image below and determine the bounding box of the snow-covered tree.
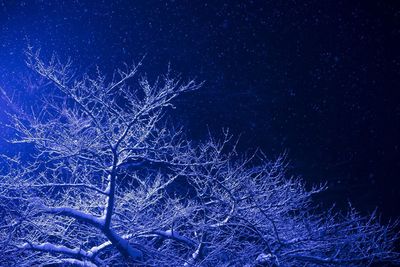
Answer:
[0,49,398,266]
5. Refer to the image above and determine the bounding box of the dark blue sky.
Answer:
[0,0,399,219]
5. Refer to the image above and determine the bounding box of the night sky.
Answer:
[0,0,399,221]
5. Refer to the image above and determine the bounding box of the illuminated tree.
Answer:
[0,49,398,266]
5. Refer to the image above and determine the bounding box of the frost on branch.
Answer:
[0,49,398,266]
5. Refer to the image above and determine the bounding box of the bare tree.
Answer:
[0,49,398,266]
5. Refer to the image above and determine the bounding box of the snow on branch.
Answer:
[0,50,398,266]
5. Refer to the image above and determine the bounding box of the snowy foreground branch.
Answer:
[0,50,398,266]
